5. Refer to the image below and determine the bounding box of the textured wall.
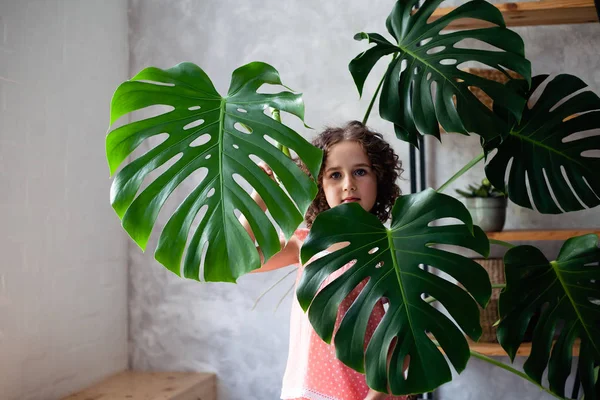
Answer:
[0,1,130,399]
[127,1,600,399]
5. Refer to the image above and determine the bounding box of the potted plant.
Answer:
[105,0,600,398]
[456,178,508,232]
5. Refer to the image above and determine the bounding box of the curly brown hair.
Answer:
[300,121,403,228]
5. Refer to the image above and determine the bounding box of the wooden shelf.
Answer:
[62,371,216,400]
[428,0,599,30]
[487,229,600,241]
[468,340,580,356]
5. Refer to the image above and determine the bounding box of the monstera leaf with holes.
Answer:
[349,0,531,148]
[296,189,491,395]
[485,74,600,214]
[497,235,600,399]
[106,62,322,282]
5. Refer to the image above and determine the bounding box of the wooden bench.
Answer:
[61,371,216,400]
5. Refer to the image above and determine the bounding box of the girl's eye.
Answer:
[330,172,341,179]
[354,168,367,176]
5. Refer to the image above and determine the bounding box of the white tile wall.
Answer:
[0,1,130,399]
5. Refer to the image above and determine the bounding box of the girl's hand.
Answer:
[251,162,276,211]
[363,389,389,400]
[257,162,276,181]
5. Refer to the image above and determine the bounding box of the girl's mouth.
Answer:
[342,197,360,203]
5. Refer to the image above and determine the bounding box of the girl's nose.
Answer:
[343,176,356,191]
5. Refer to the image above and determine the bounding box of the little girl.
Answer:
[241,121,412,400]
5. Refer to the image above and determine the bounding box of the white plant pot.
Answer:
[465,197,508,232]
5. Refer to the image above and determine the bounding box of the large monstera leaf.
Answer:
[485,74,600,214]
[349,0,531,147]
[497,235,600,399]
[107,62,322,282]
[297,189,491,395]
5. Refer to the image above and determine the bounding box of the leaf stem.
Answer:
[424,295,437,304]
[251,267,297,311]
[468,350,567,400]
[274,282,295,313]
[424,285,504,305]
[270,108,291,158]
[489,239,516,249]
[437,152,485,193]
[269,108,289,185]
[362,54,398,126]
[430,339,566,399]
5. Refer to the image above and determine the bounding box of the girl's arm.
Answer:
[250,233,301,273]
[239,190,278,244]
[364,332,411,399]
[364,390,388,400]
[239,164,301,273]
[240,192,301,273]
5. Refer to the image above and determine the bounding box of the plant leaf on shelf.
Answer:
[485,74,600,214]
[498,234,600,399]
[349,0,531,148]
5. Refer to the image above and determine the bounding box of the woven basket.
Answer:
[464,67,522,110]
[473,258,505,342]
[439,68,522,133]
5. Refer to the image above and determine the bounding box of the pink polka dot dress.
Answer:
[281,229,409,400]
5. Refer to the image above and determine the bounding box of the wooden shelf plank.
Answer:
[468,340,580,356]
[62,371,216,400]
[428,0,599,30]
[487,229,600,241]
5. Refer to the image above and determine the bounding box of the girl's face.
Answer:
[322,140,378,212]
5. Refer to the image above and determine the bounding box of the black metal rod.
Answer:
[419,135,426,191]
[410,143,417,194]
[413,135,432,400]
[571,365,581,399]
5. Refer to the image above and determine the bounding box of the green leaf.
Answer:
[485,74,600,214]
[455,189,473,198]
[497,235,600,399]
[106,62,322,282]
[349,0,531,148]
[297,189,491,395]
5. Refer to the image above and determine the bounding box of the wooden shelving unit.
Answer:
[428,0,599,30]
[411,0,598,376]
[469,340,581,357]
[469,229,598,356]
[487,229,600,241]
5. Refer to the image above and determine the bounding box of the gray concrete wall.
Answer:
[0,1,130,399]
[127,1,600,399]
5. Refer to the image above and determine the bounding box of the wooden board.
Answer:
[62,371,216,400]
[468,340,581,357]
[427,0,599,30]
[429,333,581,356]
[487,229,600,241]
